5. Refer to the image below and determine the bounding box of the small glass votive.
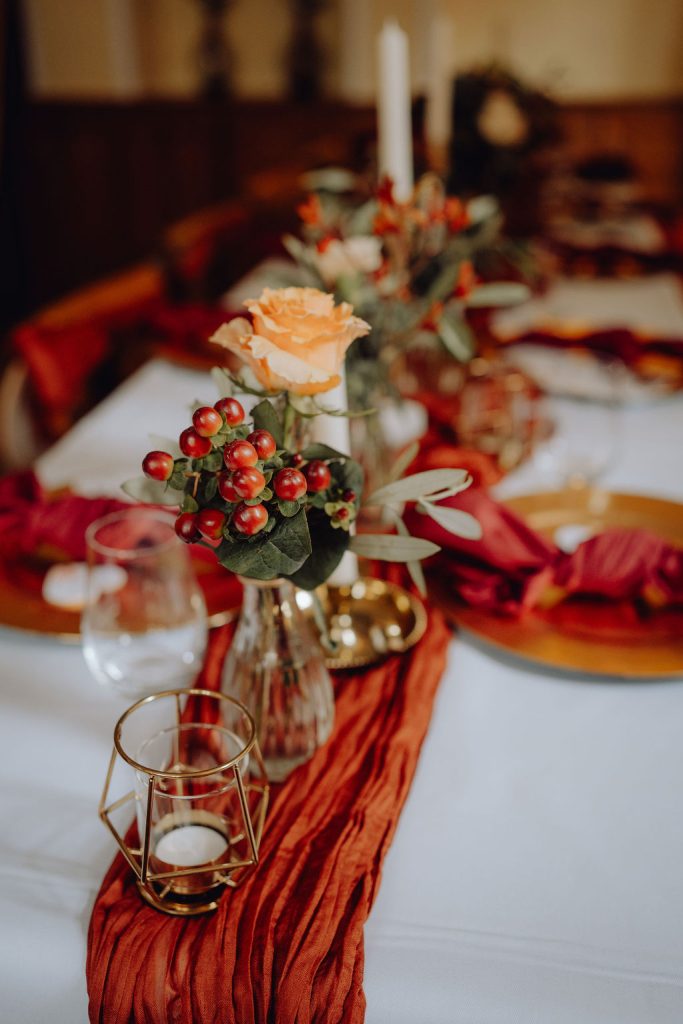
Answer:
[100,688,269,915]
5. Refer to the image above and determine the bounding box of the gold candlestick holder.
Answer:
[297,578,427,670]
[100,688,269,916]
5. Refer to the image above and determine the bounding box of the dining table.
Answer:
[1,340,683,1022]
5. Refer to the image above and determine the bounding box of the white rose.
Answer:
[314,237,383,285]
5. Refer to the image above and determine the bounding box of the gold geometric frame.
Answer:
[100,688,269,916]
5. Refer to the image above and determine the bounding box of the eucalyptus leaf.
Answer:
[147,434,182,458]
[251,399,284,447]
[366,469,471,507]
[388,441,420,483]
[211,366,233,398]
[216,507,311,580]
[349,533,440,562]
[465,282,531,308]
[418,501,482,540]
[389,512,427,596]
[121,476,182,506]
[438,311,475,362]
[301,442,346,461]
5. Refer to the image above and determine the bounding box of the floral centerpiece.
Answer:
[284,174,530,372]
[126,287,480,779]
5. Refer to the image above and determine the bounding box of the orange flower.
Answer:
[373,207,400,236]
[297,194,323,227]
[211,287,370,395]
[443,197,469,233]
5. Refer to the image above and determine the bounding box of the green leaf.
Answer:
[389,511,427,597]
[331,457,364,499]
[182,494,199,513]
[121,476,182,506]
[251,399,284,447]
[417,502,482,540]
[203,476,218,502]
[301,442,346,461]
[216,507,311,580]
[388,441,420,483]
[466,194,500,225]
[438,311,475,362]
[211,366,233,398]
[201,450,224,472]
[366,469,471,507]
[465,282,531,308]
[169,466,188,491]
[349,533,440,562]
[288,510,349,590]
[147,434,181,458]
[277,499,300,517]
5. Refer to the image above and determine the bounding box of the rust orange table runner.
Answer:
[87,608,451,1023]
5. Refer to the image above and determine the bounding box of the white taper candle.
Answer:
[377,19,414,201]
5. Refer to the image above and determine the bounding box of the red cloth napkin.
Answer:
[12,302,237,442]
[506,327,683,369]
[405,486,683,615]
[86,607,452,1024]
[0,472,126,561]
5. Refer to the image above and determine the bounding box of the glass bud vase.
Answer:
[221,578,334,782]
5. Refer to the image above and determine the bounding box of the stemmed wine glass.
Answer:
[82,508,208,700]
[531,355,625,489]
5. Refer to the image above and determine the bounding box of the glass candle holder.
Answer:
[82,508,207,699]
[100,688,269,916]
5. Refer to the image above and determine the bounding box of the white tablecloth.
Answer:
[2,358,683,1022]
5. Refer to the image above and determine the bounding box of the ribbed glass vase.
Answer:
[220,578,334,782]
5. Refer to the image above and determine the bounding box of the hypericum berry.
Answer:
[218,472,240,503]
[304,459,332,492]
[273,467,307,501]
[232,466,266,499]
[196,508,226,541]
[233,502,268,535]
[247,429,277,460]
[192,406,223,437]
[179,427,212,459]
[175,512,199,543]
[142,451,174,481]
[214,396,245,426]
[336,508,349,520]
[224,439,258,470]
[291,453,303,467]
[342,489,356,503]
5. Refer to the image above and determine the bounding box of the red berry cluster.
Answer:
[141,395,349,551]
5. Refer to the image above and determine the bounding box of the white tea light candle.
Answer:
[155,823,229,868]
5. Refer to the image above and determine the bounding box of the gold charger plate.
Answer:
[436,489,683,680]
[0,554,238,643]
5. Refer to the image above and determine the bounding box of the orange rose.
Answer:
[210,287,370,395]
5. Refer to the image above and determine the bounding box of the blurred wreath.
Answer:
[447,64,559,202]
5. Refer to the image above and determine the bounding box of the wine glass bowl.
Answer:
[82,508,208,700]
